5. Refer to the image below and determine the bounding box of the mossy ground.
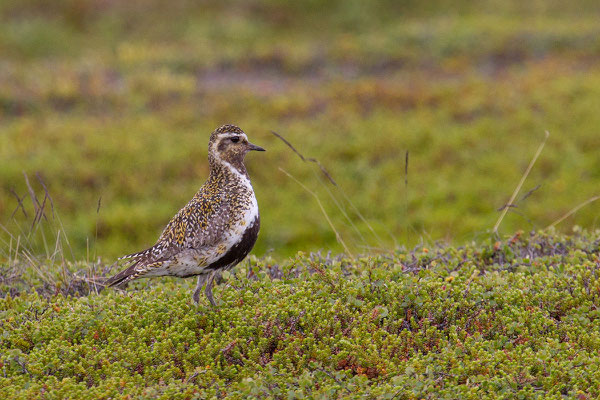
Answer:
[2,231,600,399]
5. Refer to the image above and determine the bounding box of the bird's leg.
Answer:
[204,271,218,307]
[193,275,207,304]
[214,271,224,285]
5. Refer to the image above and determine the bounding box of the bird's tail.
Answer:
[104,263,139,288]
[104,244,164,288]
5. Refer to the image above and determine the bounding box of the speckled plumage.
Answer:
[106,124,265,306]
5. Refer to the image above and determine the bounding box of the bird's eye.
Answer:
[230,137,240,143]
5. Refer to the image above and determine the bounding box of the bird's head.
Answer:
[208,124,265,171]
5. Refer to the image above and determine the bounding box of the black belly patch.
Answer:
[206,215,260,271]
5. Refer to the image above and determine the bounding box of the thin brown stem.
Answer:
[493,131,549,234]
[279,167,354,259]
[546,195,600,230]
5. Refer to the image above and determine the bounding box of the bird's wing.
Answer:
[106,194,230,287]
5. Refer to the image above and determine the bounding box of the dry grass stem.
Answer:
[271,131,337,186]
[279,167,354,259]
[271,130,385,249]
[493,131,549,234]
[546,195,600,230]
[311,169,368,244]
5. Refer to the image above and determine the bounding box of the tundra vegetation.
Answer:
[1,0,600,398]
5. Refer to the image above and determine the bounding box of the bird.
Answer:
[105,124,265,306]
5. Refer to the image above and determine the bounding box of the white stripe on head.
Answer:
[220,132,248,140]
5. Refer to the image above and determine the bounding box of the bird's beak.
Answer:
[247,142,266,152]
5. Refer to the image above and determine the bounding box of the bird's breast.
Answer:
[204,214,260,272]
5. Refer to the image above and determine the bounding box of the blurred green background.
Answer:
[1,0,600,261]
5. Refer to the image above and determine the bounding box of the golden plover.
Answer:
[105,124,265,306]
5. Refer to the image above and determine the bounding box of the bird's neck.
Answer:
[208,156,250,182]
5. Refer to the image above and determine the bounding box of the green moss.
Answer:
[2,231,600,398]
